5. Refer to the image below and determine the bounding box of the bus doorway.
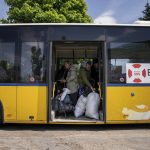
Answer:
[51,41,104,123]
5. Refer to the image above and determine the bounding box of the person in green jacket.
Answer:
[78,61,94,93]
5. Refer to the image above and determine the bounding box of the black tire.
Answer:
[0,101,4,124]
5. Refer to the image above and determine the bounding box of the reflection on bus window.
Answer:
[21,42,46,83]
[108,42,150,83]
[0,42,15,83]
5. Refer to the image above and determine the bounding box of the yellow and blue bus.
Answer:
[0,23,150,124]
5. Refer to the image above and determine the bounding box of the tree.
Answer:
[1,0,92,23]
[139,1,150,21]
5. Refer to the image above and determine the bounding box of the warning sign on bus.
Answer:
[126,63,150,83]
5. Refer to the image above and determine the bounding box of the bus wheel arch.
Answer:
[0,100,4,124]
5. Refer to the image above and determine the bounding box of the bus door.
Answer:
[50,41,105,122]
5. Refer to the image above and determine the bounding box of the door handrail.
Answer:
[52,82,56,98]
[98,82,102,97]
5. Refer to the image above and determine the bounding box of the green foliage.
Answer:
[139,2,150,20]
[1,0,92,23]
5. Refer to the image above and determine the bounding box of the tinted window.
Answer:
[0,42,15,82]
[107,27,150,42]
[20,26,46,42]
[108,42,150,83]
[48,26,105,41]
[20,42,46,83]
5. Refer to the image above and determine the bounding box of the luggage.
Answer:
[79,86,92,97]
[60,88,71,101]
[54,90,74,117]
[74,95,87,118]
[85,92,100,119]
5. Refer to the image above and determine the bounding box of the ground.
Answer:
[0,124,150,150]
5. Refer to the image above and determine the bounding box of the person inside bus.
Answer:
[55,61,69,92]
[61,61,79,106]
[91,59,99,86]
[55,61,69,81]
[78,61,94,96]
[31,46,43,82]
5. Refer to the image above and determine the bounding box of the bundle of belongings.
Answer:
[54,86,100,119]
[74,91,100,120]
[54,88,74,117]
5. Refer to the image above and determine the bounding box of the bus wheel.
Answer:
[0,101,4,125]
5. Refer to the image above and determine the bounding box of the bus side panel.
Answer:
[0,86,16,120]
[17,86,47,121]
[106,86,150,122]
[37,86,48,121]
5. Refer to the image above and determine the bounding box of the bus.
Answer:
[0,23,150,125]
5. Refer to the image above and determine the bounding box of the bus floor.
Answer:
[54,115,102,122]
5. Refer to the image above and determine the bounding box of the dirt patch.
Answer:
[0,124,149,150]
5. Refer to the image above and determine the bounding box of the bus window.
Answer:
[20,42,46,83]
[0,42,15,83]
[108,42,150,83]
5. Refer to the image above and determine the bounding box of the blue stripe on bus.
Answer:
[0,83,48,86]
[107,83,150,87]
[2,83,150,87]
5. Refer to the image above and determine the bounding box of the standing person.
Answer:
[31,46,43,82]
[78,61,94,96]
[55,61,69,82]
[55,61,69,92]
[91,59,99,87]
[63,61,79,106]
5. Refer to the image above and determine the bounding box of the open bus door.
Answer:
[49,41,105,124]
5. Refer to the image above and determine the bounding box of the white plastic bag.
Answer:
[85,92,100,119]
[74,95,87,118]
[60,88,71,101]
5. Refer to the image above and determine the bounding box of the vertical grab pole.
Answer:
[103,41,108,123]
[48,41,53,121]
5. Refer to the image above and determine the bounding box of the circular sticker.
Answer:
[120,77,125,83]
[30,77,35,82]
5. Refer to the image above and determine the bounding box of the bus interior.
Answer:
[51,42,104,122]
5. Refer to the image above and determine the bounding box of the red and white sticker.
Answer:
[126,63,150,83]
